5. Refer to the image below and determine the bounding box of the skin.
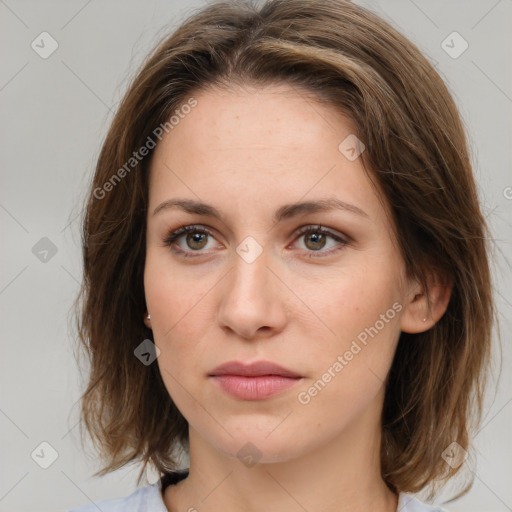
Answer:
[143,82,451,512]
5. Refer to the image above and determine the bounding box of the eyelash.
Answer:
[162,224,349,259]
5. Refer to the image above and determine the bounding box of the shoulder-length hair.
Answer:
[72,0,496,500]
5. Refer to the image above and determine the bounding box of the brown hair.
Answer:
[71,0,497,501]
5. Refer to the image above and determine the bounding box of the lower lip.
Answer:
[210,375,302,400]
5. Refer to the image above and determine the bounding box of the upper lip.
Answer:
[209,360,302,378]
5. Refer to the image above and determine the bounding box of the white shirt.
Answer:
[67,471,449,512]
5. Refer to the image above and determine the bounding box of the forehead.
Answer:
[148,83,388,225]
[167,82,358,151]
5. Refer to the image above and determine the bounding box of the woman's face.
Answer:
[144,83,419,463]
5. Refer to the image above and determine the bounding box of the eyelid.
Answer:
[292,224,350,244]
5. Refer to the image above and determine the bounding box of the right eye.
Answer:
[163,225,221,257]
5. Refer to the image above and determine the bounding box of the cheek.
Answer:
[305,262,401,338]
[297,263,402,388]
[294,275,400,433]
[143,255,212,397]
[144,251,216,341]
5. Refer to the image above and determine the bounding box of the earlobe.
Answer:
[144,312,152,329]
[400,275,452,333]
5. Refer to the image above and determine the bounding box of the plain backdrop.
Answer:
[0,0,511,511]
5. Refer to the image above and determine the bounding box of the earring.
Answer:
[146,313,151,320]
[423,317,427,322]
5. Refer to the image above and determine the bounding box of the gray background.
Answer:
[0,0,511,511]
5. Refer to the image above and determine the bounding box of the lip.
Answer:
[209,361,303,401]
[209,360,302,378]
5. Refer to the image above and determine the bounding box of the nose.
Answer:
[216,245,288,340]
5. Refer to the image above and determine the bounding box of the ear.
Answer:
[143,312,152,329]
[400,271,453,333]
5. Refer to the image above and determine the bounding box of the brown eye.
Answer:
[163,225,217,257]
[293,225,349,258]
[185,232,208,250]
[303,232,327,251]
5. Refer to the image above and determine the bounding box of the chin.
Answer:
[208,425,308,466]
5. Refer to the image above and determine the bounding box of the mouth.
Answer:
[209,360,303,378]
[209,360,303,400]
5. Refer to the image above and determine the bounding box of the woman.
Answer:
[68,0,495,511]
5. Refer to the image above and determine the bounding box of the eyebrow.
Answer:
[152,198,369,223]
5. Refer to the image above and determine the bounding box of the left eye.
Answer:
[163,224,348,258]
[293,225,348,256]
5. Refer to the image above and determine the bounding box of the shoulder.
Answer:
[67,481,166,512]
[398,492,450,512]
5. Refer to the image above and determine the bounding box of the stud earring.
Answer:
[423,317,427,322]
[146,313,151,320]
